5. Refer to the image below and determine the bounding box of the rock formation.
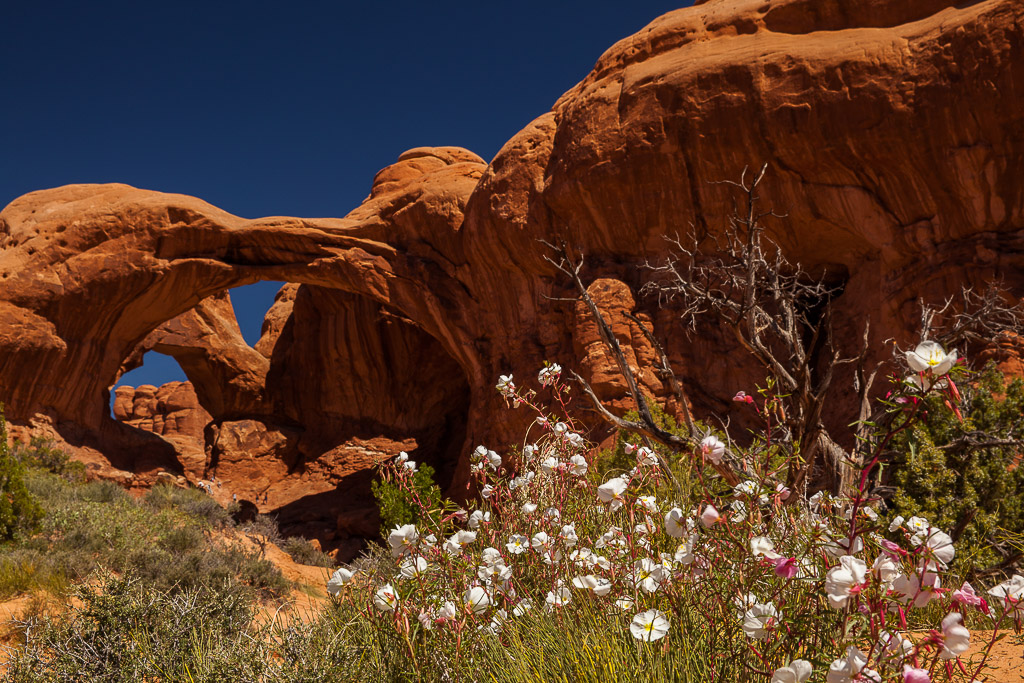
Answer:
[2,0,1022,555]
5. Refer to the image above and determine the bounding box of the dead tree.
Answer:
[639,164,862,496]
[542,242,743,488]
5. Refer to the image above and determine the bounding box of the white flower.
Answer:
[664,507,687,538]
[512,599,533,617]
[940,611,970,659]
[538,363,562,386]
[506,534,529,554]
[496,374,515,397]
[326,567,356,595]
[741,601,781,639]
[700,504,720,528]
[558,524,578,547]
[531,531,552,552]
[907,341,957,375]
[872,555,900,590]
[906,516,930,536]
[923,529,955,567]
[878,629,914,661]
[522,502,538,515]
[540,456,558,474]
[463,586,490,614]
[568,455,588,475]
[614,596,635,612]
[468,510,491,529]
[630,609,670,642]
[893,564,941,608]
[480,484,495,499]
[571,574,612,596]
[395,451,409,464]
[825,556,868,608]
[388,524,419,558]
[597,477,628,511]
[402,459,418,472]
[701,435,726,465]
[750,536,780,560]
[565,432,584,448]
[988,574,1024,615]
[637,495,659,514]
[771,659,812,683]
[445,530,477,556]
[398,556,429,579]
[373,584,398,612]
[545,585,571,610]
[826,646,878,683]
[630,557,667,593]
[635,446,658,466]
[889,515,905,532]
[674,536,696,565]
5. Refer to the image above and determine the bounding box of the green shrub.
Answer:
[11,435,85,482]
[0,411,43,542]
[371,460,442,533]
[280,536,334,568]
[885,363,1024,577]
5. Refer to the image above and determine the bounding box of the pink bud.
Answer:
[700,504,720,528]
[773,556,798,579]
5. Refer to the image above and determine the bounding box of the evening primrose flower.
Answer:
[373,584,398,612]
[496,374,515,397]
[664,507,687,538]
[468,510,491,529]
[326,567,356,596]
[741,601,781,639]
[907,341,957,375]
[597,476,629,511]
[388,524,419,558]
[398,556,429,579]
[939,611,970,659]
[902,666,931,683]
[987,574,1024,615]
[893,564,942,608]
[445,530,477,556]
[635,446,658,466]
[463,586,490,614]
[700,504,721,527]
[572,574,612,596]
[538,363,562,386]
[771,660,812,683]
[630,609,670,642]
[568,454,588,475]
[700,435,726,465]
[825,556,868,608]
[506,534,529,554]
[545,585,571,610]
[750,536,780,560]
[826,646,878,683]
[630,557,668,593]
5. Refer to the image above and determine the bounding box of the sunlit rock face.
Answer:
[2,0,1022,556]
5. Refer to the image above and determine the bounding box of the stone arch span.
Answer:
[0,152,489,500]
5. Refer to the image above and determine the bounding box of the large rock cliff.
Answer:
[2,0,1022,555]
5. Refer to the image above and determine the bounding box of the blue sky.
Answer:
[2,1,691,393]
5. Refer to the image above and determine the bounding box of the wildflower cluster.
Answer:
[328,341,1018,681]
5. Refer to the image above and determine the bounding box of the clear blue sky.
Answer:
[2,1,691,393]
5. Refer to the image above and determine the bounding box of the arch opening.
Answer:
[106,279,472,558]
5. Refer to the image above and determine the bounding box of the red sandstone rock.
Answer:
[2,0,1023,554]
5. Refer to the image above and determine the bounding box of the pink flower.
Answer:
[700,504,720,528]
[952,582,983,607]
[903,665,931,683]
[733,391,754,404]
[773,556,799,579]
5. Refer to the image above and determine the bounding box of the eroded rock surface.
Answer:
[2,0,1023,555]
